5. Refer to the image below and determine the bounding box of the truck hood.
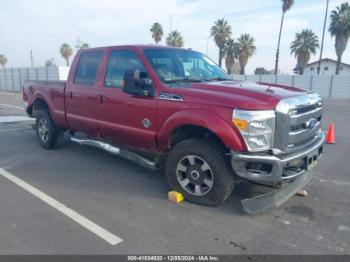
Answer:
[175,80,307,110]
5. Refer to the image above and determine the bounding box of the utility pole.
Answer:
[206,36,210,55]
[30,50,34,67]
[274,12,285,75]
[317,0,329,75]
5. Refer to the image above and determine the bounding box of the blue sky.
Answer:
[1,0,349,74]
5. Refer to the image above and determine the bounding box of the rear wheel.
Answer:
[165,138,235,206]
[36,110,64,149]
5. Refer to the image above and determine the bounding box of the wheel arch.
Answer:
[157,110,246,153]
[27,92,54,119]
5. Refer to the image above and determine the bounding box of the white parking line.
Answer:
[0,128,32,133]
[0,116,33,123]
[0,168,123,246]
[0,103,25,110]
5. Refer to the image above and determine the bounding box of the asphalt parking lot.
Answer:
[0,90,349,255]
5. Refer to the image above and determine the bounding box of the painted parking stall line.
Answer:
[0,103,25,110]
[0,168,123,246]
[0,116,33,123]
[0,128,32,133]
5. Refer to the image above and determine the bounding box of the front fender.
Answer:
[157,110,246,152]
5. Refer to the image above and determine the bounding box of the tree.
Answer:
[75,39,90,50]
[329,2,350,75]
[166,31,184,47]
[237,34,256,75]
[60,43,73,66]
[274,0,295,74]
[45,58,56,67]
[211,19,232,68]
[150,22,164,45]
[0,54,7,69]
[254,67,272,75]
[290,29,319,75]
[223,38,239,75]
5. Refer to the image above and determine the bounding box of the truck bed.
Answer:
[24,80,66,88]
[23,80,68,128]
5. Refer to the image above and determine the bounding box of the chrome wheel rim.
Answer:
[176,155,214,196]
[38,119,49,142]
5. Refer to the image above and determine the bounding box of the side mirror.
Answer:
[123,69,154,97]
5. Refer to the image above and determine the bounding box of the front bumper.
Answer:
[241,171,313,214]
[230,132,325,185]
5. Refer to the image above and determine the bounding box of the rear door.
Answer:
[66,51,103,137]
[98,48,157,150]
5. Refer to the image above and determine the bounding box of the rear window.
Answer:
[74,51,103,86]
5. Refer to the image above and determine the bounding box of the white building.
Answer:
[304,58,350,75]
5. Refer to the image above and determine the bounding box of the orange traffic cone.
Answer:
[325,124,335,144]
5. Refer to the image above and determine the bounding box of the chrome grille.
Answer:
[274,94,323,152]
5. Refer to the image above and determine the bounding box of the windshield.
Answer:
[143,48,231,84]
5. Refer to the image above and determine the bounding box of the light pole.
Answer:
[30,50,34,67]
[317,0,329,75]
[206,36,210,55]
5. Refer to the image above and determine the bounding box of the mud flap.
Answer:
[241,171,312,214]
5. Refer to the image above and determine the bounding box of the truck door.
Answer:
[98,48,157,150]
[65,51,103,137]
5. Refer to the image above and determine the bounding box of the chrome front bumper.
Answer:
[230,132,325,186]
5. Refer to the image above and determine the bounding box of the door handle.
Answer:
[99,95,104,105]
[69,91,73,100]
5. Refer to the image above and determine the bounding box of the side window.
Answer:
[74,51,103,86]
[105,50,146,88]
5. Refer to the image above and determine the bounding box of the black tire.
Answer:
[165,138,235,206]
[35,110,64,149]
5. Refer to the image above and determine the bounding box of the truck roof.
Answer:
[78,44,192,52]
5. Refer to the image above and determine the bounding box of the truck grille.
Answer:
[274,94,323,152]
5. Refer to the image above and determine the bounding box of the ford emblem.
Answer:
[305,118,317,129]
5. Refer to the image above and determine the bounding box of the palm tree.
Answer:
[0,54,7,69]
[223,38,239,75]
[150,22,164,45]
[60,43,73,66]
[166,31,184,47]
[75,39,90,50]
[274,0,295,74]
[80,43,90,49]
[211,19,232,67]
[290,29,319,75]
[329,2,350,75]
[237,34,256,75]
[45,58,56,67]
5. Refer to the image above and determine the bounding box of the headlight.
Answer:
[232,109,275,152]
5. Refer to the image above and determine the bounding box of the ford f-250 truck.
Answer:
[23,45,325,213]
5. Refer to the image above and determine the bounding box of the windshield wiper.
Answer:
[205,77,231,81]
[165,78,203,83]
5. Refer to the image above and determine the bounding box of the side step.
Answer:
[70,137,159,171]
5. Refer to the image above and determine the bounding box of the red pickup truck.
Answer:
[23,45,325,213]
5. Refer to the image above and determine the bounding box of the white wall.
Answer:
[231,74,350,98]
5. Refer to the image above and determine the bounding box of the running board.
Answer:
[70,137,159,170]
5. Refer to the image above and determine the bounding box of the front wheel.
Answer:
[165,138,235,206]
